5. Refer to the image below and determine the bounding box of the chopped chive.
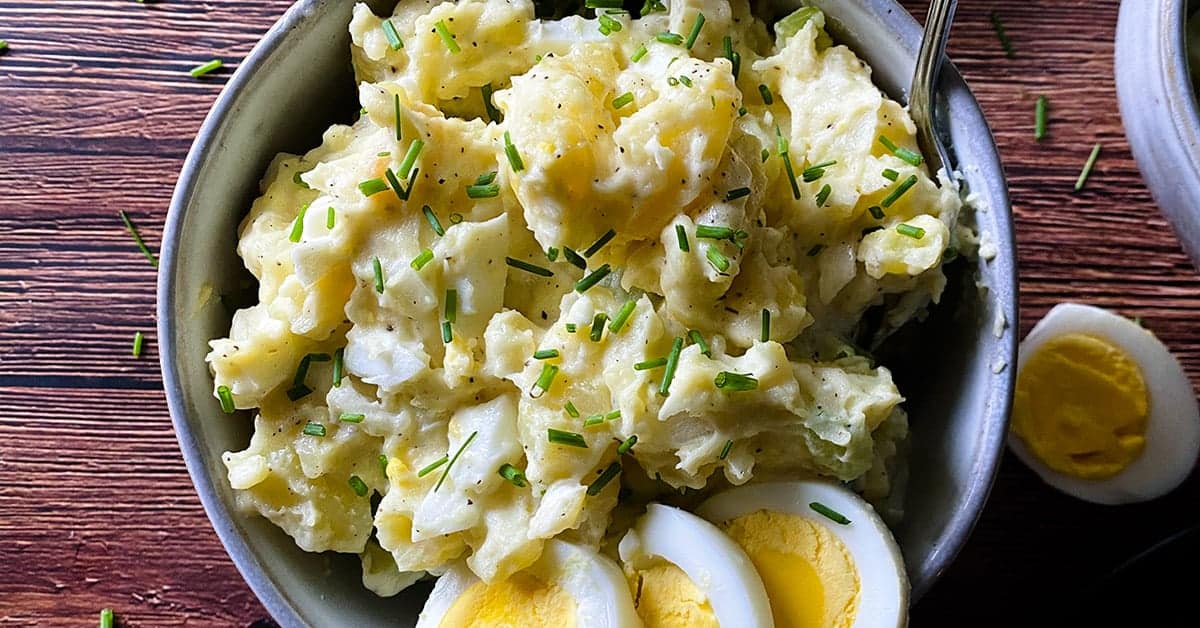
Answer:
[584,414,605,427]
[326,206,335,230]
[687,330,711,357]
[574,264,612,293]
[802,160,836,182]
[685,12,706,49]
[339,411,365,424]
[896,223,926,239]
[441,320,453,343]
[590,313,608,342]
[418,455,448,477]
[642,0,667,14]
[587,461,622,495]
[393,93,403,140]
[719,439,733,460]
[809,501,852,525]
[714,371,758,391]
[434,20,461,53]
[777,128,801,199]
[586,0,623,7]
[359,178,389,197]
[609,299,637,333]
[498,463,527,487]
[467,183,500,198]
[761,308,771,342]
[534,348,560,360]
[386,168,413,202]
[881,168,899,181]
[131,331,145,357]
[549,428,588,448]
[758,84,774,105]
[189,58,223,78]
[696,224,735,240]
[333,347,344,387]
[667,76,679,87]
[635,357,668,370]
[598,13,623,35]
[868,205,885,220]
[382,19,404,50]
[530,363,560,398]
[1035,95,1048,140]
[373,257,385,293]
[617,434,638,454]
[379,454,389,477]
[878,135,923,166]
[1075,143,1102,192]
[397,139,424,178]
[761,148,769,162]
[815,184,832,206]
[444,289,457,323]
[563,246,587,270]
[631,43,648,62]
[506,256,554,277]
[658,337,684,396]
[989,11,1015,59]
[546,247,560,262]
[302,422,327,437]
[100,608,114,628]
[724,187,751,201]
[705,246,730,273]
[378,151,391,157]
[217,385,235,413]
[676,224,690,252]
[348,475,369,496]
[118,210,159,268]
[288,203,309,242]
[410,248,434,270]
[565,323,578,333]
[481,83,501,123]
[656,31,684,45]
[420,205,445,236]
[435,430,478,491]
[584,228,617,257]
[504,131,525,172]
[612,91,635,109]
[678,74,693,88]
[475,171,498,186]
[293,170,309,188]
[806,243,825,257]
[565,401,581,417]
[881,174,918,208]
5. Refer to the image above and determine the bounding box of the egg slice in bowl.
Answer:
[697,480,909,628]
[415,539,638,627]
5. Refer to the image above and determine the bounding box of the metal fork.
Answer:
[909,0,959,177]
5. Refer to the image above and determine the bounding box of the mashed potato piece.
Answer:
[209,0,962,594]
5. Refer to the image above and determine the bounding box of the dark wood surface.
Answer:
[2,1,1198,626]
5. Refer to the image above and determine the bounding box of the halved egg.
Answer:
[415,539,639,627]
[618,503,774,628]
[697,480,908,628]
[1009,302,1200,504]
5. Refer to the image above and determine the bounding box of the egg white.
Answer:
[619,503,774,628]
[415,539,639,628]
[696,480,909,628]
[1008,302,1200,504]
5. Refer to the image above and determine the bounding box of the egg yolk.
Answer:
[625,560,719,628]
[721,510,859,628]
[439,572,577,628]
[1012,333,1149,479]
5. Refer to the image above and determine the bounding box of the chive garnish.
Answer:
[587,462,622,495]
[881,168,899,181]
[189,58,223,78]
[419,205,445,236]
[482,83,501,123]
[685,13,706,49]
[434,20,461,53]
[379,454,389,477]
[302,422,326,437]
[118,210,159,268]
[293,170,309,188]
[506,256,554,277]
[504,131,525,172]
[398,139,424,178]
[761,148,769,162]
[435,430,478,491]
[444,289,457,324]
[325,206,335,230]
[777,128,801,199]
[585,0,623,7]
[719,439,733,460]
[642,0,667,14]
[714,371,758,391]
[547,247,560,262]
[288,203,309,242]
[584,414,605,428]
[371,257,385,293]
[989,11,1015,59]
[687,330,711,357]
[609,299,637,333]
[467,183,500,198]
[617,434,638,454]
[563,246,587,270]
[332,347,344,387]
[574,264,611,293]
[348,475,369,497]
[878,135,923,166]
[896,223,926,239]
[868,205,885,220]
[658,337,684,396]
[584,228,617,257]
[761,308,771,342]
[549,428,588,448]
[598,13,623,36]
[411,248,434,270]
[565,401,581,417]
[758,84,774,105]
[705,246,730,273]
[881,174,918,208]
[631,44,649,62]
[1035,95,1048,140]
[382,19,404,50]
[1075,143,1101,192]
[534,348,560,360]
[802,160,836,182]
[498,463,527,487]
[697,225,735,240]
[807,243,825,257]
[635,357,668,370]
[565,323,578,333]
[418,455,448,477]
[612,92,635,109]
[132,331,144,357]
[475,171,497,186]
[656,32,684,45]
[676,224,690,251]
[724,187,751,201]
[217,385,235,414]
[441,320,453,343]
[359,178,389,197]
[100,608,114,628]
[667,76,680,87]
[721,36,741,79]
[339,412,365,423]
[815,184,832,206]
[809,501,852,524]
[393,93,403,140]
[590,313,608,342]
[531,364,560,398]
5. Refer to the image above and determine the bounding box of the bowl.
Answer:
[158,1,1017,625]
[1115,0,1200,268]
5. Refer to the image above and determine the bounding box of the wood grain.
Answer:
[1,1,1198,626]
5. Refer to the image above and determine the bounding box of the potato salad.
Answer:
[208,0,963,597]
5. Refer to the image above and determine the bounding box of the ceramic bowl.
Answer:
[159,1,1017,625]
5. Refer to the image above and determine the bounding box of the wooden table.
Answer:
[2,1,1197,625]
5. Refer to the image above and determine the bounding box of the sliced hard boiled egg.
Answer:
[415,539,639,628]
[618,503,773,628]
[697,481,908,628]
[1009,302,1200,504]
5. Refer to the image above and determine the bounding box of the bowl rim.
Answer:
[159,0,1017,623]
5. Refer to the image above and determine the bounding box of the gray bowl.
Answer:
[158,1,1017,625]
